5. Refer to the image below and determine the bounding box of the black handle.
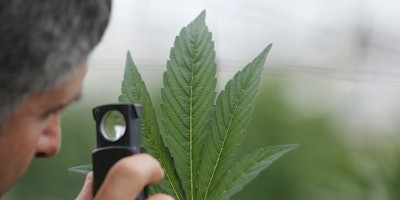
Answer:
[92,146,147,199]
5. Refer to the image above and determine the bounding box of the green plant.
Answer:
[70,10,297,199]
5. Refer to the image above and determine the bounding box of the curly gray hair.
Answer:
[0,0,112,129]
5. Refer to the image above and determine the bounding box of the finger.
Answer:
[75,172,94,200]
[147,193,175,200]
[95,154,164,200]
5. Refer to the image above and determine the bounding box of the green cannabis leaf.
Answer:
[160,11,216,200]
[70,10,298,200]
[119,52,184,197]
[68,164,92,175]
[210,144,298,199]
[120,10,298,199]
[197,44,271,199]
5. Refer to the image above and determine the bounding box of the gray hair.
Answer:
[0,0,112,129]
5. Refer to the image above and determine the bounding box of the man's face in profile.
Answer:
[0,64,87,196]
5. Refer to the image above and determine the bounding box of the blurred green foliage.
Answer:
[235,78,364,200]
[234,77,400,200]
[3,77,400,200]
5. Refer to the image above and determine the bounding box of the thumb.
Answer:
[76,172,94,200]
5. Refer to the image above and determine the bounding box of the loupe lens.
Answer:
[100,110,126,141]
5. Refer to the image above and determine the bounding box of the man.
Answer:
[0,1,172,199]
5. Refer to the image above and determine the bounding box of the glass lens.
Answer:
[100,110,126,141]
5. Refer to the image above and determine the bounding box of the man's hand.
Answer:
[76,154,173,200]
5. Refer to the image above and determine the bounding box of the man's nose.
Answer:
[35,113,62,158]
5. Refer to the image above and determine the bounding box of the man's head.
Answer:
[0,0,111,129]
[0,0,111,196]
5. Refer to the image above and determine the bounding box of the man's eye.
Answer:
[40,110,60,120]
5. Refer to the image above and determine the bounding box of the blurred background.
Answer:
[4,0,400,199]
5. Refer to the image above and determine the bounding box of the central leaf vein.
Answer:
[190,42,196,200]
[204,90,243,199]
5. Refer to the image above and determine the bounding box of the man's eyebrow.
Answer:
[63,91,83,108]
[41,91,83,117]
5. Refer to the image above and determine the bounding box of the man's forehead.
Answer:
[25,66,87,114]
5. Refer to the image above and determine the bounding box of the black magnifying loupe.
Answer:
[91,104,147,199]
